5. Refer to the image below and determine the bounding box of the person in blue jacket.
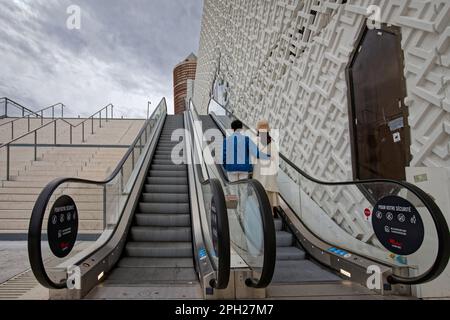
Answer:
[223,119,270,182]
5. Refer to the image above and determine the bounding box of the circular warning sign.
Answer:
[372,195,424,256]
[47,195,78,258]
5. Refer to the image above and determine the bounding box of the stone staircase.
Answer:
[0,117,145,234]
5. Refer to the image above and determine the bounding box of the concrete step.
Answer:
[0,218,102,231]
[276,231,294,247]
[0,201,102,210]
[0,210,102,220]
[0,193,101,202]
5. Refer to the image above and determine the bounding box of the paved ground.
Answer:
[0,241,51,284]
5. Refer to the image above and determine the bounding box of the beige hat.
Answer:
[257,119,270,131]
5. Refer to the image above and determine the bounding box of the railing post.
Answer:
[144,127,148,145]
[4,99,7,117]
[70,125,73,145]
[91,117,94,134]
[106,106,108,122]
[103,185,107,229]
[28,115,30,132]
[111,105,114,119]
[131,149,135,170]
[41,110,43,126]
[54,121,57,145]
[120,167,124,192]
[139,136,143,154]
[11,122,13,140]
[6,144,10,181]
[52,106,54,120]
[34,131,37,161]
[99,111,102,128]
[22,107,25,117]
[61,105,64,119]
[82,122,85,142]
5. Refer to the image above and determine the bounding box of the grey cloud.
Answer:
[0,0,203,116]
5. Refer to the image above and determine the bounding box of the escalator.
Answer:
[27,98,274,299]
[197,113,338,286]
[202,98,450,299]
[86,115,200,298]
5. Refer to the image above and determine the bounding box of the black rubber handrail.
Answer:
[28,98,167,289]
[206,179,230,289]
[207,98,450,285]
[189,100,276,288]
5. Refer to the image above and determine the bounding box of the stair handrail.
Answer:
[0,97,39,118]
[28,98,167,289]
[189,99,276,289]
[0,103,115,180]
[207,97,450,286]
[0,99,65,140]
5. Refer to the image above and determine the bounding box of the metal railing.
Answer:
[0,98,65,140]
[207,98,450,286]
[0,97,37,118]
[28,98,166,289]
[1,103,114,180]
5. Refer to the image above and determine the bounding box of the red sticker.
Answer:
[364,208,372,218]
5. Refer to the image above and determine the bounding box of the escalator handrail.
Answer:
[185,109,231,289]
[189,100,276,288]
[28,98,167,289]
[207,98,450,285]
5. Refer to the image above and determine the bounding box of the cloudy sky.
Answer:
[0,0,203,117]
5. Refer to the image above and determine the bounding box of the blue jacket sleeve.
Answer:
[248,138,270,160]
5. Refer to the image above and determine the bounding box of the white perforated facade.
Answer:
[193,0,450,247]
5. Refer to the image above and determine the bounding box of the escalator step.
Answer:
[147,177,188,185]
[152,159,181,165]
[148,170,187,178]
[138,203,190,214]
[130,226,192,242]
[117,257,194,268]
[154,154,186,160]
[276,247,306,260]
[144,184,188,194]
[135,213,191,227]
[151,164,186,171]
[272,260,341,283]
[276,231,294,247]
[141,193,189,203]
[274,218,282,231]
[125,242,193,258]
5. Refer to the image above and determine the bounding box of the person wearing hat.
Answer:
[252,119,280,214]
